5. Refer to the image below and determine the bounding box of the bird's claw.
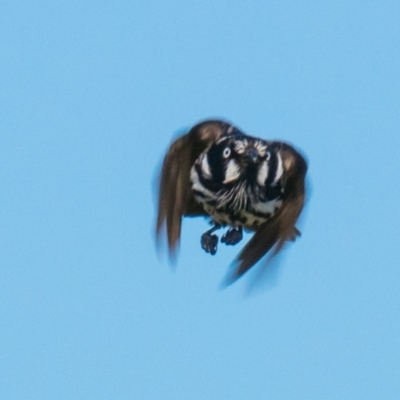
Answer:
[221,227,243,246]
[201,232,218,255]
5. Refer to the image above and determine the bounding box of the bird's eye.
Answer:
[223,147,231,158]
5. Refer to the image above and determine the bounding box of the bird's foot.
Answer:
[221,227,243,246]
[201,232,219,255]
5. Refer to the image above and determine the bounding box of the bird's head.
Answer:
[197,131,274,189]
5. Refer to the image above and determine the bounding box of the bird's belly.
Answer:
[201,198,282,230]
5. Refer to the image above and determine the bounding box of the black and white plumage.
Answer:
[156,119,308,283]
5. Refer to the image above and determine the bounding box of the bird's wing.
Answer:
[227,144,307,282]
[156,120,228,259]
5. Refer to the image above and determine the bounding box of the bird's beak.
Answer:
[244,147,259,163]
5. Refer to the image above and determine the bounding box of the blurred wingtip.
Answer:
[219,240,289,292]
[154,224,180,268]
[219,274,237,289]
[218,259,244,289]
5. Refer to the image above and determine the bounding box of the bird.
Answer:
[155,119,308,283]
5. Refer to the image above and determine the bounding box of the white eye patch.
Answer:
[257,160,269,186]
[254,141,268,157]
[200,154,212,178]
[234,140,247,154]
[273,153,283,184]
[223,159,241,184]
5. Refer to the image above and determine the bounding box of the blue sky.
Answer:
[1,1,400,399]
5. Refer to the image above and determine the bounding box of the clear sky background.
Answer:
[1,2,400,399]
